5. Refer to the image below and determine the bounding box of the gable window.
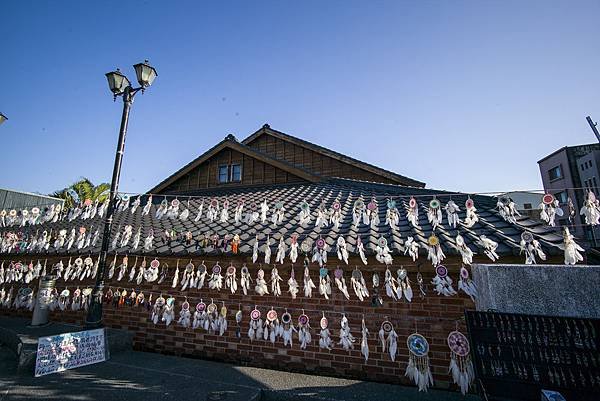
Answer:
[555,191,568,204]
[218,163,242,183]
[523,203,532,210]
[548,165,563,181]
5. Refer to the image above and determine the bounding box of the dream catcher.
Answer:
[378,320,398,361]
[385,199,400,230]
[563,227,584,265]
[220,199,230,223]
[406,197,420,228]
[134,258,144,284]
[458,265,477,301]
[396,268,413,302]
[208,262,223,290]
[192,300,207,330]
[225,263,237,294]
[319,313,334,350]
[445,200,461,228]
[360,318,369,362]
[427,197,443,230]
[235,307,243,338]
[338,314,356,351]
[252,235,259,264]
[405,331,433,392]
[207,198,219,222]
[264,236,272,264]
[426,234,445,266]
[265,308,281,343]
[289,234,299,263]
[107,254,117,279]
[404,236,419,262]
[91,228,100,247]
[116,255,128,281]
[179,260,193,291]
[142,195,152,216]
[336,236,349,264]
[206,300,219,333]
[143,258,158,283]
[334,267,350,300]
[350,267,369,301]
[271,265,283,296]
[319,265,332,299]
[315,200,329,228]
[312,238,328,267]
[245,201,259,225]
[384,267,398,300]
[432,265,457,296]
[356,236,368,265]
[258,198,271,223]
[255,267,269,296]
[539,193,561,227]
[247,307,263,341]
[375,236,393,265]
[580,191,600,225]
[519,232,546,264]
[161,296,175,326]
[364,197,380,227]
[281,310,297,347]
[287,266,299,299]
[234,199,244,224]
[194,200,204,222]
[276,237,287,264]
[329,200,342,229]
[76,227,87,249]
[67,228,76,250]
[217,302,228,336]
[478,235,499,261]
[352,199,365,228]
[303,257,316,298]
[455,234,473,265]
[179,200,190,221]
[144,229,154,251]
[171,261,180,288]
[567,197,576,223]
[156,199,168,219]
[447,329,474,395]
[298,200,311,226]
[240,264,251,295]
[298,312,312,349]
[55,229,67,249]
[178,298,191,328]
[196,261,207,289]
[496,196,520,224]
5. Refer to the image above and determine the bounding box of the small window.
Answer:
[231,164,241,182]
[582,163,586,171]
[555,191,568,204]
[218,165,229,183]
[548,165,563,181]
[523,203,532,210]
[594,177,597,187]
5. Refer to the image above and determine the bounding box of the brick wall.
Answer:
[1,254,510,391]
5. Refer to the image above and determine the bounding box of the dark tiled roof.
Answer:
[0,179,567,261]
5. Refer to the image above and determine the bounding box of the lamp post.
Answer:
[85,60,157,328]
[0,112,7,125]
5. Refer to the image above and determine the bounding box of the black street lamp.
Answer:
[85,60,157,328]
[0,112,7,125]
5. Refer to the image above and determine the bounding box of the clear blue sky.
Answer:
[2,1,599,195]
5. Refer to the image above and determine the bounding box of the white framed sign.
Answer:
[35,328,107,377]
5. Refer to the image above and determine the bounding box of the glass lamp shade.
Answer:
[105,69,130,95]
[133,60,157,88]
[0,113,7,125]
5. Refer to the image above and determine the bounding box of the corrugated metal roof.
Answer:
[0,188,63,210]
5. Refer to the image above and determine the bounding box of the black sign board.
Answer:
[465,310,600,401]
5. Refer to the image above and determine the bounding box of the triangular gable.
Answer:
[149,135,320,194]
[242,125,425,188]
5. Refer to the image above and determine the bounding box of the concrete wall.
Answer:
[472,263,600,318]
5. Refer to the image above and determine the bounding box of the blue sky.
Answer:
[2,1,599,195]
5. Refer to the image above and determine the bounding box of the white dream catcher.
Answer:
[297,312,312,350]
[248,307,263,342]
[319,265,332,299]
[338,314,356,351]
[171,260,180,288]
[539,193,561,227]
[360,317,369,362]
[563,227,584,265]
[432,265,457,296]
[162,296,176,326]
[289,234,299,263]
[144,228,154,251]
[356,236,368,265]
[319,313,334,350]
[496,196,520,224]
[447,329,474,395]
[336,236,349,264]
[315,200,329,228]
[225,263,237,294]
[194,261,206,289]
[404,236,420,262]
[281,311,297,347]
[207,198,219,222]
[116,255,128,281]
[352,199,365,228]
[276,237,287,264]
[167,199,180,219]
[580,190,600,225]
[364,197,380,227]
[260,198,269,223]
[234,199,244,224]
[405,331,433,392]
[252,235,259,264]
[177,298,191,328]
[208,262,223,290]
[385,199,400,230]
[463,197,478,228]
[179,200,190,220]
[329,200,342,229]
[455,234,473,265]
[303,258,316,298]
[271,265,283,296]
[384,266,398,300]
[350,267,369,301]
[406,197,420,228]
[445,199,461,228]
[264,236,272,264]
[287,266,299,299]
[151,295,165,325]
[519,232,546,264]
[142,195,152,216]
[217,302,228,336]
[192,300,207,330]
[378,320,398,361]
[334,267,351,300]
[298,200,311,226]
[255,267,269,296]
[245,201,259,225]
[396,267,413,302]
[220,199,230,223]
[240,264,252,295]
[155,199,168,219]
[194,200,204,222]
[426,234,445,266]
[458,265,477,301]
[180,260,194,291]
[478,235,499,261]
[375,236,393,265]
[271,201,285,225]
[312,238,328,267]
[427,198,443,230]
[235,307,243,338]
[265,308,281,344]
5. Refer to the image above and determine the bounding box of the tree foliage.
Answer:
[50,178,110,208]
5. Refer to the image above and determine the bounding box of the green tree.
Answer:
[50,178,110,208]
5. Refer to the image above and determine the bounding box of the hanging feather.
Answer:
[404,236,420,262]
[319,313,334,350]
[177,299,191,328]
[447,330,474,395]
[234,199,244,224]
[162,296,176,326]
[539,194,559,227]
[318,266,332,299]
[264,236,272,264]
[445,200,461,228]
[312,238,328,267]
[396,268,413,302]
[519,232,546,264]
[171,261,180,288]
[405,332,434,392]
[580,190,600,225]
[303,259,316,298]
[315,200,329,228]
[271,265,283,296]
[289,234,299,263]
[360,318,369,362]
[271,201,285,225]
[225,263,238,294]
[260,198,269,223]
[194,200,204,222]
[254,268,269,296]
[385,199,400,230]
[220,199,230,223]
[329,200,342,229]
[208,262,223,291]
[496,196,521,224]
[463,197,479,228]
[207,198,219,222]
[426,234,445,266]
[375,236,393,265]
[350,267,369,302]
[406,197,420,228]
[142,195,152,216]
[384,267,397,300]
[431,265,457,296]
[458,265,477,301]
[338,314,356,351]
[455,234,473,265]
[427,198,443,230]
[252,235,259,264]
[288,266,299,299]
[356,236,368,265]
[334,267,351,300]
[364,198,380,227]
[478,235,499,261]
[563,227,584,265]
[336,236,349,264]
[275,237,287,264]
[240,264,252,295]
[352,199,365,228]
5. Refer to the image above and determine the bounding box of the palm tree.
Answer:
[50,178,110,208]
